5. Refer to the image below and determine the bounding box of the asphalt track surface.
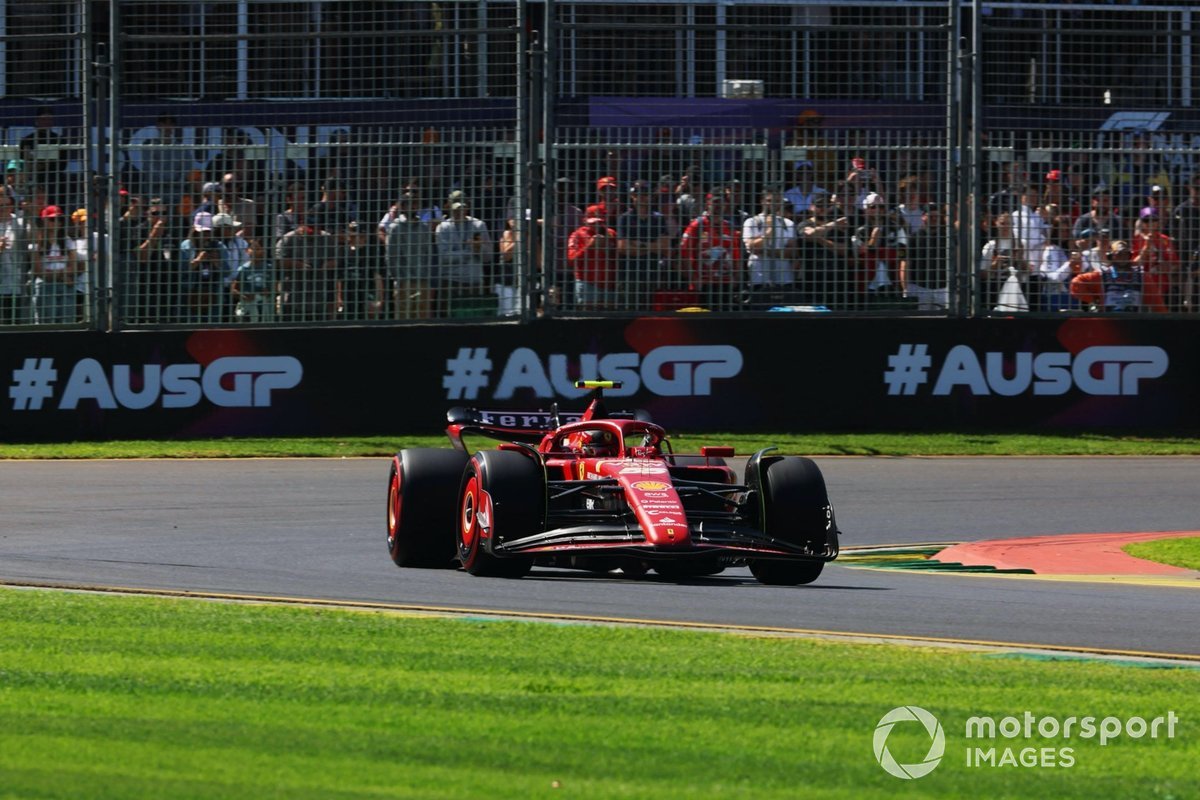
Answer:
[1,457,1197,658]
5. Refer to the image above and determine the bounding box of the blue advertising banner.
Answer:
[1,317,1196,441]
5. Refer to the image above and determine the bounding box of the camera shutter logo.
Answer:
[873,706,945,779]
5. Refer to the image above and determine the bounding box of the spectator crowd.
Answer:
[3,114,1199,326]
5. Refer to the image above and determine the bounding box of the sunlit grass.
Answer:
[1,587,1196,799]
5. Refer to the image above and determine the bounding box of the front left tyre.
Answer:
[386,448,470,568]
[747,456,835,586]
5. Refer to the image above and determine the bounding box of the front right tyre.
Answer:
[457,450,541,578]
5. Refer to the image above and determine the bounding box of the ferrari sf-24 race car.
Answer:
[386,381,840,585]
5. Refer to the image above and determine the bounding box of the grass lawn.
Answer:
[1124,537,1200,572]
[5,431,1200,459]
[0,588,1195,800]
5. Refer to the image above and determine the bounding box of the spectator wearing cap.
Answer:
[1070,239,1166,313]
[679,191,743,311]
[28,205,79,324]
[1073,186,1125,244]
[616,180,673,310]
[211,213,247,316]
[377,180,441,248]
[1170,173,1200,311]
[853,192,909,307]
[1144,184,1170,231]
[192,180,223,230]
[1041,169,1081,222]
[177,210,223,322]
[783,161,827,222]
[68,209,93,321]
[4,159,25,206]
[0,192,29,324]
[586,176,622,226]
[1131,206,1180,307]
[841,156,884,212]
[434,200,493,316]
[742,188,797,308]
[1080,226,1113,274]
[567,213,619,311]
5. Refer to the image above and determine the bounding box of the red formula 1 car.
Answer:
[386,381,840,585]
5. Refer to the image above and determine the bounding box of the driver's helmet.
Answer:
[579,429,618,458]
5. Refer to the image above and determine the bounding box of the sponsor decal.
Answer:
[443,345,743,400]
[620,465,668,475]
[632,481,671,491]
[8,356,302,411]
[884,344,1168,397]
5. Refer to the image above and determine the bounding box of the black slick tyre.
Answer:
[748,456,832,586]
[457,450,541,578]
[386,448,470,568]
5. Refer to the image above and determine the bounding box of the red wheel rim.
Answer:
[387,467,401,551]
[460,474,479,557]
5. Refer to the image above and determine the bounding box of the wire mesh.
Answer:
[0,1,1197,328]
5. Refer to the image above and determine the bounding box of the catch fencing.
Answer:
[0,0,1197,330]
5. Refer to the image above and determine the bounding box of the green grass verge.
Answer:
[0,588,1195,799]
[5,431,1200,459]
[1123,537,1200,571]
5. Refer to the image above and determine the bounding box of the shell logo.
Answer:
[633,481,670,491]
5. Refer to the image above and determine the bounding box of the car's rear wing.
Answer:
[445,407,573,451]
[445,383,652,452]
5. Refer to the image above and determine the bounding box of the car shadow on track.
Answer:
[510,569,891,590]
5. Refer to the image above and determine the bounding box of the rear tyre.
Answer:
[748,456,834,586]
[458,450,541,578]
[386,449,469,568]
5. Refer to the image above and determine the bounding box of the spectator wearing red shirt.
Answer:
[567,215,619,310]
[585,176,622,226]
[1070,239,1167,312]
[1131,206,1181,307]
[679,192,743,310]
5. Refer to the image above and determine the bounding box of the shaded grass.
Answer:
[5,431,1200,459]
[1124,537,1200,571]
[0,587,1196,799]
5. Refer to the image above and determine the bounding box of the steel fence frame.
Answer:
[0,1,1196,329]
